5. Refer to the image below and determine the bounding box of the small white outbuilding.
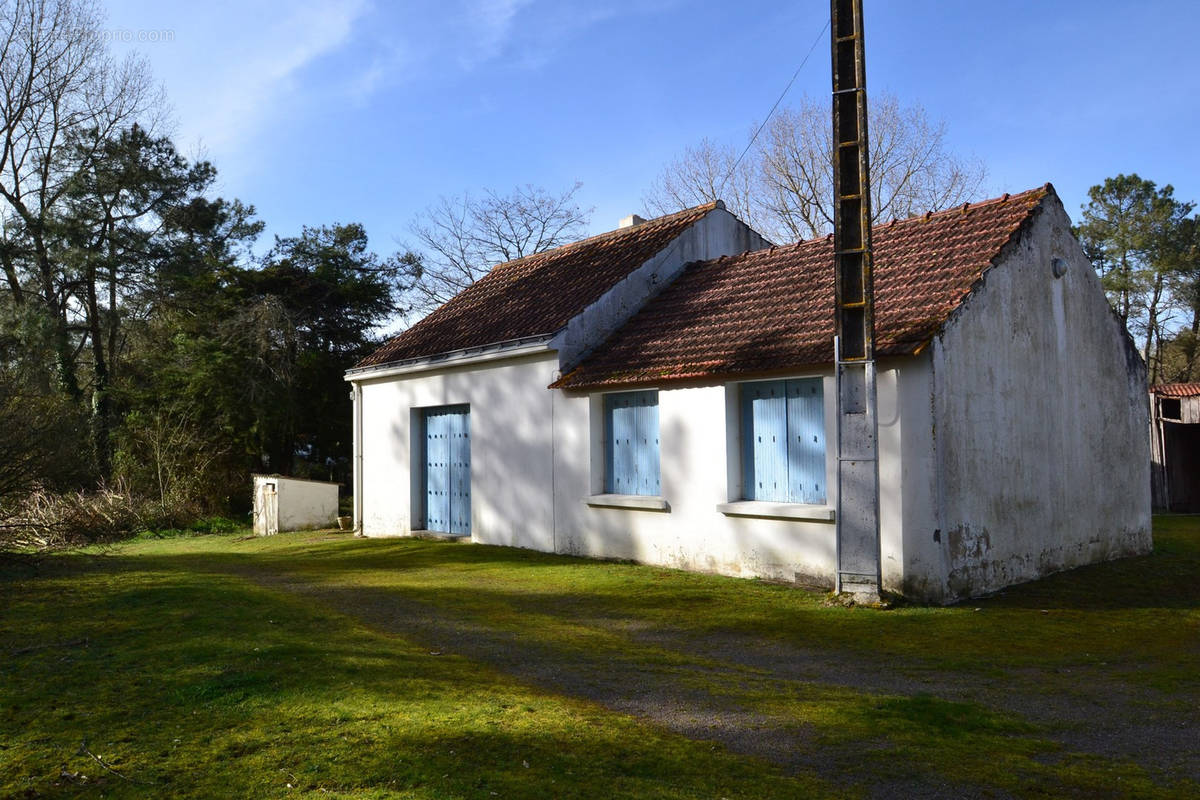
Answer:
[252,474,339,535]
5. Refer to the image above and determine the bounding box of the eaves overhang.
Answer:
[344,334,555,382]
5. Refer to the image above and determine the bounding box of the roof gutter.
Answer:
[344,335,555,382]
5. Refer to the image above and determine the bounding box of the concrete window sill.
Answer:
[585,494,671,512]
[716,501,835,522]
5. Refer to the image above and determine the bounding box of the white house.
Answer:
[346,186,1151,603]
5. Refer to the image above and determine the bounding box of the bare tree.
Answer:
[643,94,987,244]
[407,182,591,313]
[642,138,757,233]
[115,401,228,514]
[0,0,164,397]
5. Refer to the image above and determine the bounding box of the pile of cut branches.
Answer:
[0,484,184,551]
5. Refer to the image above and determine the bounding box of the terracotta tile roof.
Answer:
[1153,383,1200,397]
[553,186,1052,390]
[357,202,723,368]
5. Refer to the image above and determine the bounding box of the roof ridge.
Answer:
[896,184,1051,227]
[491,200,722,273]
[697,186,1051,263]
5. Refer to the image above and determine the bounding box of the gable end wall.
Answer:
[927,197,1151,601]
[552,209,769,368]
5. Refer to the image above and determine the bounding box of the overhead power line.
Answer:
[718,19,831,199]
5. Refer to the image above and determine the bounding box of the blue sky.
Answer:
[105,0,1200,255]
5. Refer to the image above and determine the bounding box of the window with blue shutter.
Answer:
[604,391,660,496]
[741,379,825,504]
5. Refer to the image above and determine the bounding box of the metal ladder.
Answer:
[831,0,881,597]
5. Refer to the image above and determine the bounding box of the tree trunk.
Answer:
[1187,307,1200,381]
[34,235,80,401]
[0,245,22,304]
[85,264,112,480]
[1119,253,1131,324]
[1143,272,1165,385]
[107,261,118,384]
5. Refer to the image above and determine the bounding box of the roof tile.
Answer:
[553,187,1051,390]
[357,202,721,367]
[1153,383,1200,398]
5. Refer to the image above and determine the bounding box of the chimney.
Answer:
[618,214,646,229]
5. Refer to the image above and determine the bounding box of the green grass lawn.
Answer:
[1,516,1197,798]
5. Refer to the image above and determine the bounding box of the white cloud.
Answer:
[105,0,372,183]
[340,0,682,98]
[458,0,533,68]
[194,0,370,151]
[102,0,682,180]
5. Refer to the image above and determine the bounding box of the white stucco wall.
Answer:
[878,357,938,595]
[357,352,560,550]
[550,368,924,588]
[552,378,834,583]
[887,353,943,596]
[927,198,1152,601]
[354,351,933,590]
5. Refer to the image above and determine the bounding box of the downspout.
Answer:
[930,341,950,600]
[351,381,364,534]
[551,378,557,554]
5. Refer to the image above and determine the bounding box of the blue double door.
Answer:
[422,405,471,535]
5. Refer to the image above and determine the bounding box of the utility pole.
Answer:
[831,0,882,599]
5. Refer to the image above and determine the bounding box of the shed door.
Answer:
[423,406,471,535]
[262,482,278,535]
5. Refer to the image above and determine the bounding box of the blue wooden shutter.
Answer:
[605,394,634,493]
[745,381,788,501]
[635,392,660,495]
[424,410,449,531]
[449,408,471,534]
[605,391,659,495]
[786,379,825,504]
[742,380,825,503]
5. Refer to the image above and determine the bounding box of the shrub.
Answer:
[187,516,243,534]
[113,404,242,517]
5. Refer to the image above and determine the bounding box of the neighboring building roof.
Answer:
[553,186,1051,390]
[357,202,724,368]
[1153,383,1200,398]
